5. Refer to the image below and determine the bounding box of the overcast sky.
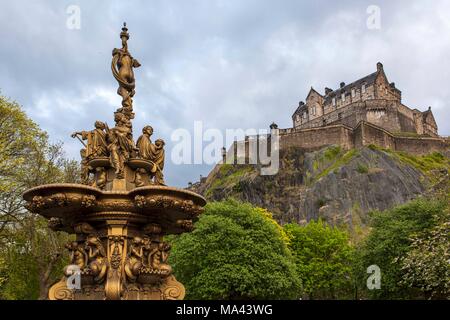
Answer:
[0,0,449,187]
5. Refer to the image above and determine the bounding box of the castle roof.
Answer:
[292,62,402,119]
[323,71,378,104]
[306,87,323,100]
[421,107,437,126]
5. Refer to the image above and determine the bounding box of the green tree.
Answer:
[0,94,79,299]
[168,199,302,300]
[284,220,355,299]
[399,212,450,299]
[358,198,447,299]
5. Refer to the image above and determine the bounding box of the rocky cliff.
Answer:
[193,145,449,227]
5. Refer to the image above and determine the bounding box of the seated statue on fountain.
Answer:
[71,24,166,189]
[72,121,108,159]
[106,112,138,179]
[136,125,166,185]
[72,121,108,185]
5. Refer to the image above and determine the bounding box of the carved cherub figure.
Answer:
[124,237,145,282]
[65,241,88,270]
[144,240,172,275]
[85,236,107,283]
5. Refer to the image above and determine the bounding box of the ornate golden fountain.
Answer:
[23,23,206,300]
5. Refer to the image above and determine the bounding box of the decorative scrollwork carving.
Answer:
[161,275,185,300]
[134,195,204,217]
[134,195,146,208]
[51,193,68,207]
[143,223,161,235]
[48,279,74,300]
[26,195,45,212]
[81,195,97,208]
[48,217,64,231]
[73,222,96,235]
[108,236,125,269]
[176,219,194,231]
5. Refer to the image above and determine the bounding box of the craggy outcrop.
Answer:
[193,146,449,226]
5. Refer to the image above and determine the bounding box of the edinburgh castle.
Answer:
[274,62,447,156]
[218,62,449,171]
[291,62,437,137]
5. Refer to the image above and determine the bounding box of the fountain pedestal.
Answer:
[24,163,205,300]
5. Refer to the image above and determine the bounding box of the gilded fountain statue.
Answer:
[22,23,206,300]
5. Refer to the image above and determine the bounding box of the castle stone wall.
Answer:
[279,121,448,156]
[357,122,396,149]
[228,122,448,168]
[279,125,353,150]
[394,136,449,155]
[353,122,363,148]
[365,100,402,133]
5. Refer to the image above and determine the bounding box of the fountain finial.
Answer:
[120,22,130,45]
[112,23,140,115]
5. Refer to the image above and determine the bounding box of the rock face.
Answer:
[194,146,442,226]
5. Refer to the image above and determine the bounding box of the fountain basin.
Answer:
[23,183,206,235]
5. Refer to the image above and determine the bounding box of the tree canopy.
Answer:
[0,95,79,299]
[284,220,355,299]
[399,210,449,299]
[357,198,448,299]
[168,199,302,300]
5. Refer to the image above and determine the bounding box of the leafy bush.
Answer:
[400,214,450,299]
[169,199,302,299]
[284,220,356,299]
[357,198,447,299]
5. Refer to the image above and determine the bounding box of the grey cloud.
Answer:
[0,0,448,186]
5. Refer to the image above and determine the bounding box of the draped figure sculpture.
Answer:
[111,22,140,119]
[106,113,137,179]
[72,121,108,159]
[136,125,166,185]
[72,121,108,184]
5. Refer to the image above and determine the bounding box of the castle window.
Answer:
[341,92,346,103]
[332,97,336,106]
[351,88,356,98]
[338,113,342,120]
[362,83,366,93]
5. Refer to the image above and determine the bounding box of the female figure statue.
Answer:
[136,125,166,185]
